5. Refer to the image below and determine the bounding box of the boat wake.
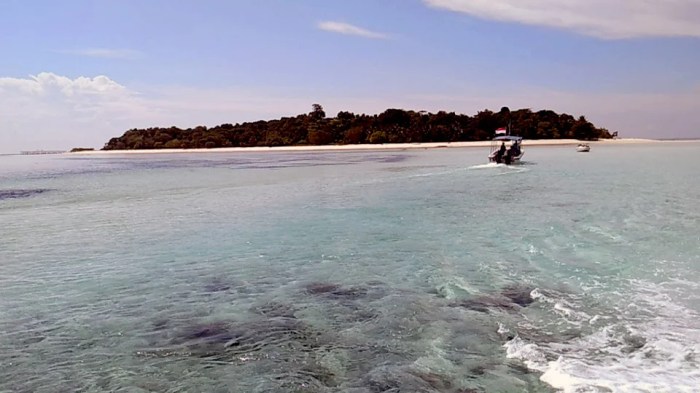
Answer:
[468,162,530,174]
[503,281,700,392]
[468,162,507,170]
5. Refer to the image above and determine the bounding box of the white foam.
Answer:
[503,336,548,371]
[408,168,464,178]
[468,162,506,170]
[528,244,540,254]
[508,280,700,393]
[529,288,546,302]
[467,162,530,174]
[540,354,700,393]
[584,225,622,242]
[553,301,591,323]
[434,276,478,300]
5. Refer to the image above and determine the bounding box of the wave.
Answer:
[468,162,530,175]
[504,282,700,392]
[468,162,507,170]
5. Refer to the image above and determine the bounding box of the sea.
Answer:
[1,143,699,393]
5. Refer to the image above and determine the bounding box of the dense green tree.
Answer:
[344,126,365,144]
[310,104,326,120]
[369,130,388,144]
[572,116,598,140]
[102,106,613,150]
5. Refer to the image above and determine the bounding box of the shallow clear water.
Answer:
[1,144,699,392]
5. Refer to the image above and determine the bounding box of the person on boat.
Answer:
[495,142,506,162]
[509,141,520,157]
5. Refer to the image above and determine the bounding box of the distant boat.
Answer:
[577,144,591,153]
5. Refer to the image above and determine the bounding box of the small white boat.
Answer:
[577,143,591,152]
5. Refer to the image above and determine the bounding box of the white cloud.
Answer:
[0,73,145,151]
[0,73,314,152]
[0,72,127,96]
[317,21,389,39]
[423,0,700,39]
[59,48,142,59]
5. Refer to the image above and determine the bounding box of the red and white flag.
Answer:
[495,128,507,135]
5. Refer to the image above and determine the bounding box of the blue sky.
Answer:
[1,0,699,152]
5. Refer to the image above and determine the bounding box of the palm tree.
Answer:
[500,106,511,134]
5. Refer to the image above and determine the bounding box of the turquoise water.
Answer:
[1,144,699,392]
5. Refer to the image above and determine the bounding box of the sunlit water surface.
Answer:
[1,144,699,392]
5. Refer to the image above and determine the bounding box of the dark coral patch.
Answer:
[156,316,328,362]
[305,282,341,295]
[451,296,520,313]
[364,366,457,393]
[500,285,535,307]
[0,189,50,200]
[304,282,386,301]
[201,277,235,293]
[451,285,536,313]
[180,322,237,344]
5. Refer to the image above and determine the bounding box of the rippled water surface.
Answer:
[1,144,699,392]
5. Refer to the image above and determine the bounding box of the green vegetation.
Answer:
[102,105,612,150]
[69,147,95,152]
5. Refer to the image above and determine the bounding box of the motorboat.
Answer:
[577,143,591,152]
[489,135,524,165]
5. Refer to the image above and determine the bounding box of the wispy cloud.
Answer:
[423,0,700,39]
[317,21,389,39]
[59,48,142,59]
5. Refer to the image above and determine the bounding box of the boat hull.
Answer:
[488,135,524,165]
[488,152,524,165]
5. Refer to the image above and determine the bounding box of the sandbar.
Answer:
[67,138,667,155]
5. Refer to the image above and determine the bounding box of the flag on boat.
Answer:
[495,128,507,135]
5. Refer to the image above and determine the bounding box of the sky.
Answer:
[1,0,699,153]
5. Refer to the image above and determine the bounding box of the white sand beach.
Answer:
[67,138,666,155]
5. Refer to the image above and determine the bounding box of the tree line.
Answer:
[102,105,612,150]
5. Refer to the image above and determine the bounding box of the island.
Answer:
[102,106,612,151]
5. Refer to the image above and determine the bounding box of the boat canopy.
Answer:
[492,135,523,142]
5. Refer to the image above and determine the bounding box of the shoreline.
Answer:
[66,138,674,155]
